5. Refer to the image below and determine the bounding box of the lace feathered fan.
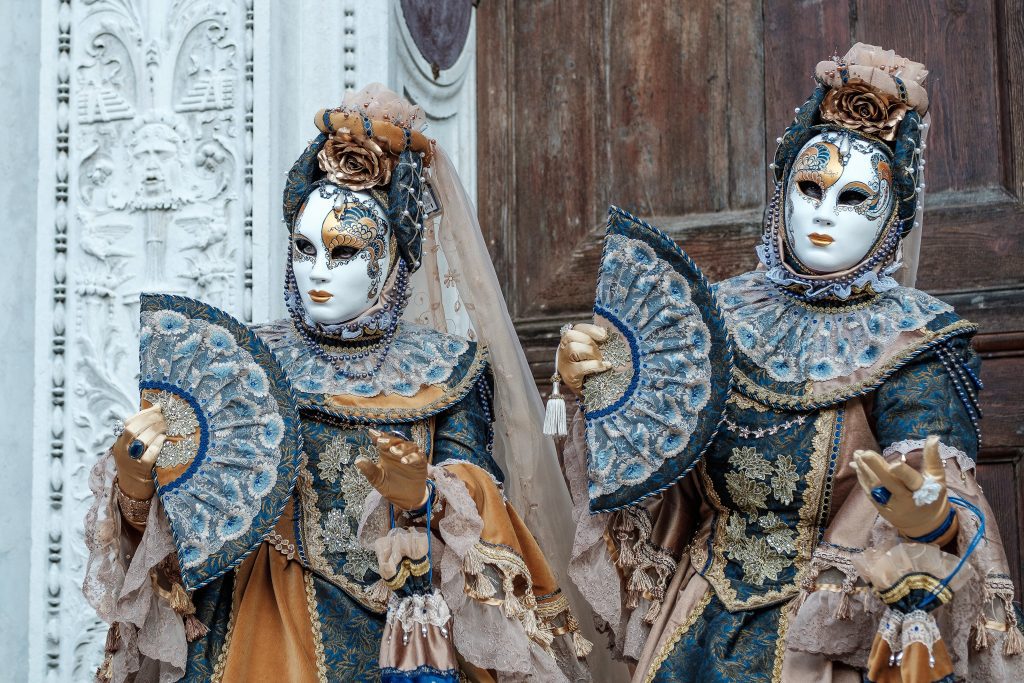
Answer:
[139,294,301,590]
[580,207,732,512]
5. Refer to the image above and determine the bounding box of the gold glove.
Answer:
[557,323,612,394]
[851,435,957,543]
[355,429,430,511]
[112,404,167,501]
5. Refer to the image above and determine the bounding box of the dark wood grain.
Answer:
[477,0,1024,601]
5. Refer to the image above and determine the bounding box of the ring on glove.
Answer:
[113,419,125,439]
[870,485,892,505]
[128,438,146,460]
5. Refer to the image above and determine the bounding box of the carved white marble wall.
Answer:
[26,1,477,680]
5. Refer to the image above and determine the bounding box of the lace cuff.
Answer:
[358,461,587,680]
[882,438,975,471]
[83,449,187,683]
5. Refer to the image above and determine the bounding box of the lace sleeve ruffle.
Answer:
[359,460,590,681]
[786,440,1024,680]
[82,449,187,683]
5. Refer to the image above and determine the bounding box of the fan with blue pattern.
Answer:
[581,207,732,512]
[139,294,301,590]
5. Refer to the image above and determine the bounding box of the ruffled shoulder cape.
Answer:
[717,270,977,411]
[252,319,488,424]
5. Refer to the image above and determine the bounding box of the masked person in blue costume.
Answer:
[84,85,591,683]
[556,44,1024,682]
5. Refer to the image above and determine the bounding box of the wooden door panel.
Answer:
[478,0,1024,599]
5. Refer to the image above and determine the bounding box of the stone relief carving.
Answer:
[36,0,254,679]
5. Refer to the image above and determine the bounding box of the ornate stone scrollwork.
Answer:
[34,1,255,679]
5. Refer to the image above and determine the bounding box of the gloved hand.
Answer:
[851,435,956,542]
[355,429,429,511]
[113,404,167,501]
[556,323,612,394]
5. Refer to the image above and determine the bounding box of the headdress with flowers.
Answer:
[282,84,435,273]
[761,43,930,302]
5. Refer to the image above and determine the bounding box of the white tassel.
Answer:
[543,384,567,436]
[543,338,569,437]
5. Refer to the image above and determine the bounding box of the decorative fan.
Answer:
[139,294,301,590]
[581,207,732,513]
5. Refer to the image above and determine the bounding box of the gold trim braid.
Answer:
[644,589,714,683]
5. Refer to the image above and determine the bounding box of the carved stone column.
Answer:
[28,1,478,680]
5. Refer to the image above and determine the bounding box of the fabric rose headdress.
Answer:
[760,43,930,301]
[282,84,435,272]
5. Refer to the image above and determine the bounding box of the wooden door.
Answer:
[477,0,1024,594]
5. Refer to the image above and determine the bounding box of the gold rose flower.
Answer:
[820,81,910,142]
[317,128,394,190]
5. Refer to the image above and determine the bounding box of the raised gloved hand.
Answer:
[851,435,956,543]
[113,404,167,501]
[556,323,612,394]
[355,429,430,511]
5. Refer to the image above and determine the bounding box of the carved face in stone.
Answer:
[129,122,186,209]
[291,185,393,325]
[784,131,895,274]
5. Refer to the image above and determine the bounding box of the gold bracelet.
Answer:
[114,477,153,526]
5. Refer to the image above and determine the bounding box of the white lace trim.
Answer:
[717,270,951,383]
[253,319,471,398]
[882,438,974,471]
[387,590,452,630]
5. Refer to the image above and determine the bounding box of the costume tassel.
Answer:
[834,591,852,620]
[95,623,119,682]
[572,630,594,658]
[643,598,663,625]
[1003,599,1024,656]
[473,572,497,598]
[184,613,209,642]
[972,615,990,651]
[543,380,568,437]
[168,582,195,615]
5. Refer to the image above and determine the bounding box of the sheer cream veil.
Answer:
[407,145,578,569]
[408,145,607,660]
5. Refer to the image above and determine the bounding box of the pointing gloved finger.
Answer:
[922,435,945,480]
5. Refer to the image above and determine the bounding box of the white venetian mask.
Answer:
[784,131,895,274]
[291,185,394,325]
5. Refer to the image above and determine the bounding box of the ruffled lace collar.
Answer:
[252,319,472,398]
[716,270,951,383]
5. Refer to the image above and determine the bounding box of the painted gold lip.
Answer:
[308,290,333,303]
[808,232,834,246]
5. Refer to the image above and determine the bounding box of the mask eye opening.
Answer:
[293,235,316,256]
[797,180,823,201]
[330,245,361,261]
[837,188,870,206]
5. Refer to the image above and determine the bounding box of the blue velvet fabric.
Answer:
[650,593,784,682]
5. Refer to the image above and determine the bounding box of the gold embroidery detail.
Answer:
[699,408,838,609]
[759,513,797,555]
[212,574,241,683]
[771,454,799,505]
[317,437,352,483]
[731,445,774,480]
[581,329,634,413]
[303,570,329,683]
[728,391,770,413]
[644,589,714,683]
[382,556,431,591]
[771,601,791,683]
[725,471,770,513]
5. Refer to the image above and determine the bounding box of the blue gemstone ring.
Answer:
[871,486,892,506]
[128,439,146,460]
